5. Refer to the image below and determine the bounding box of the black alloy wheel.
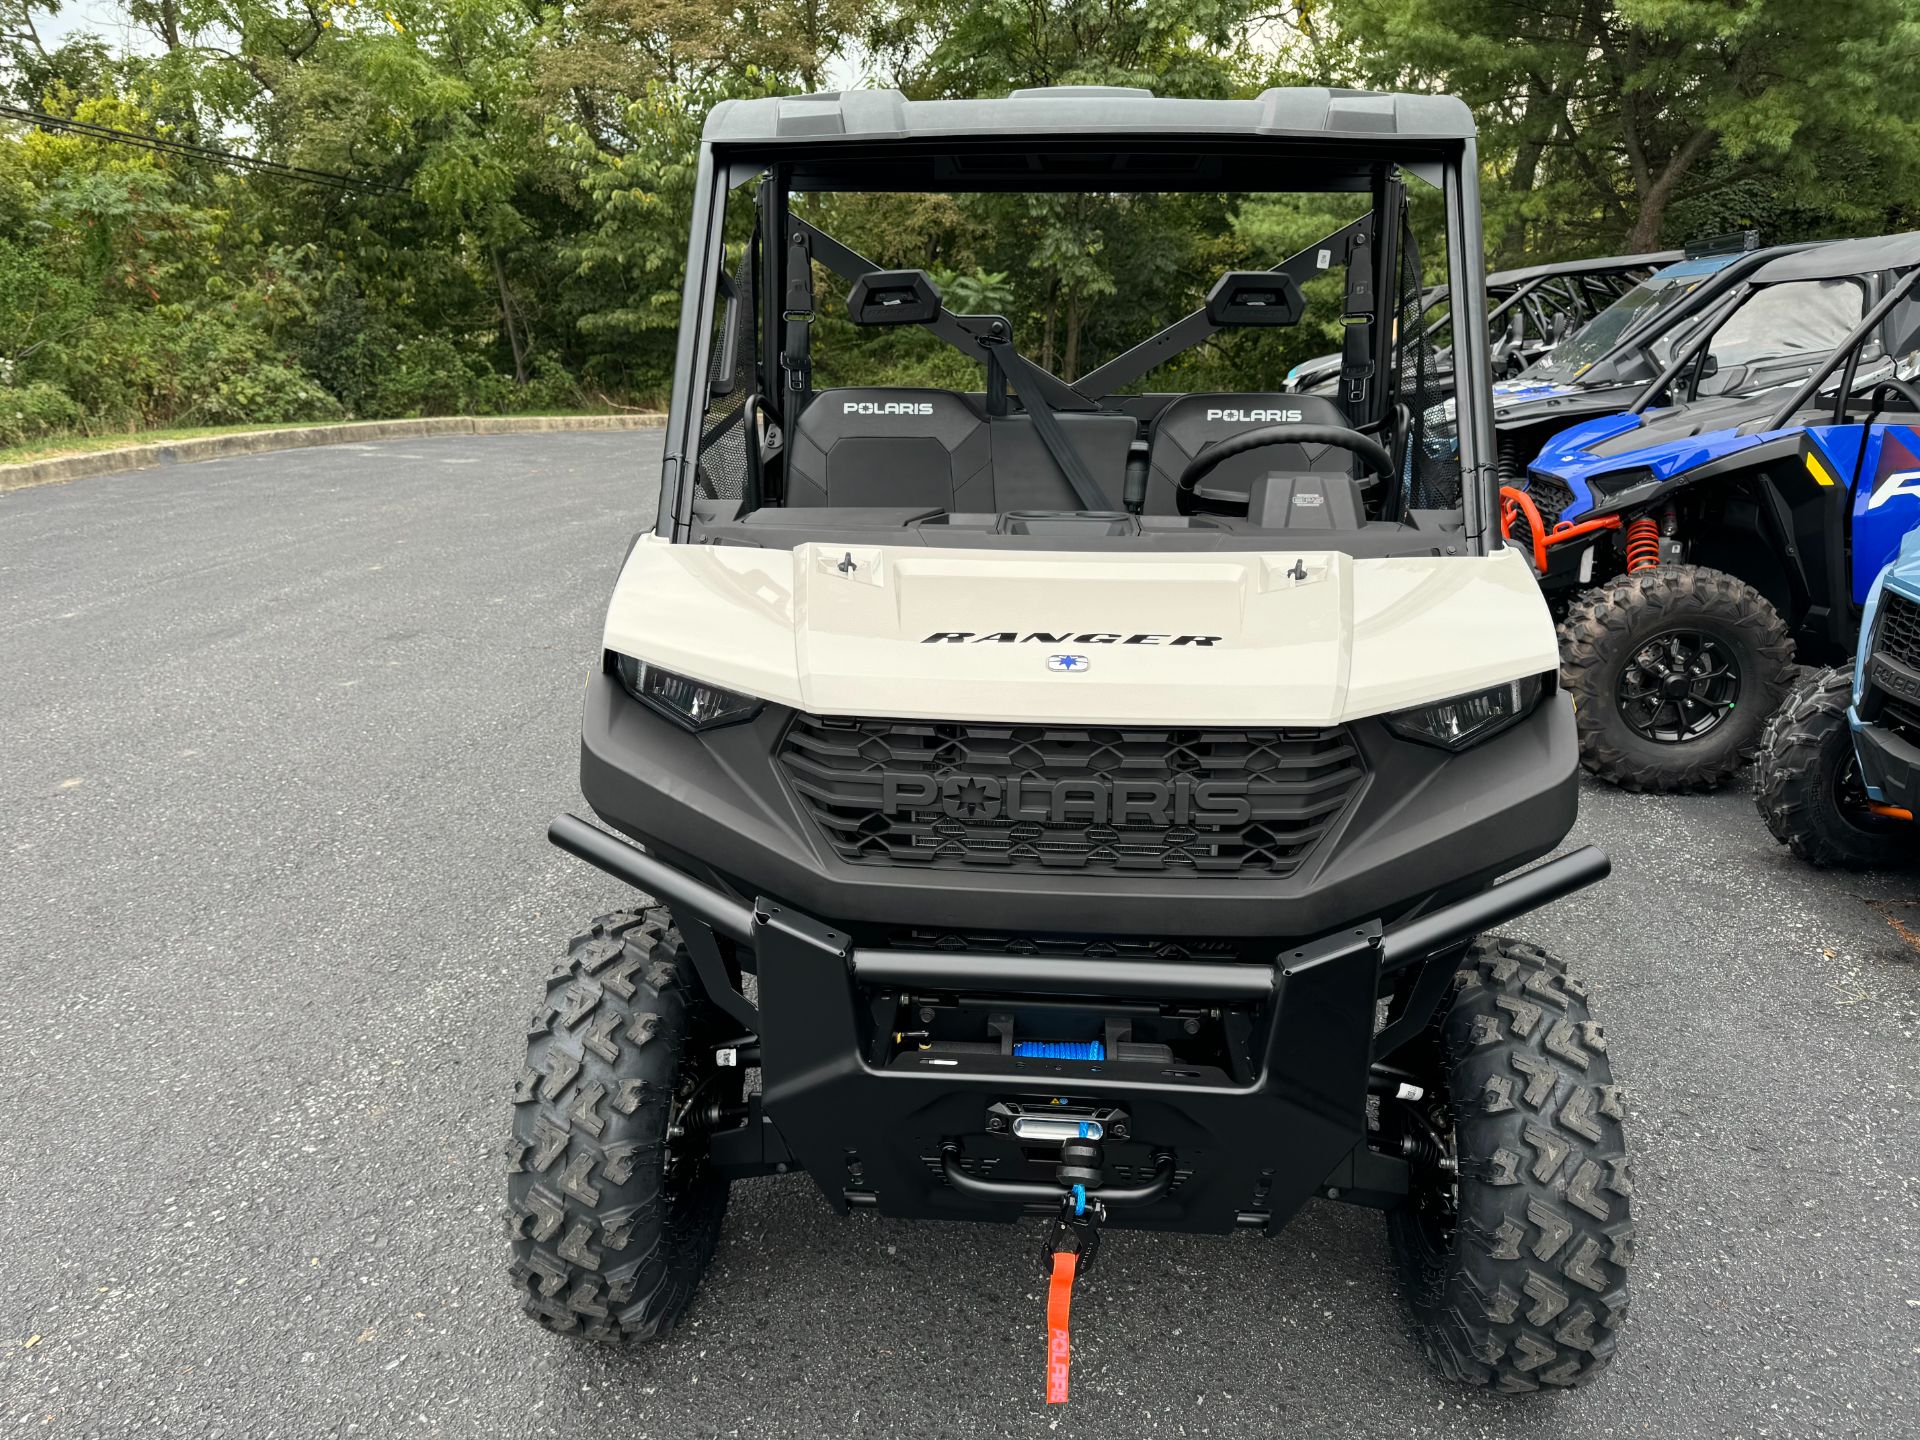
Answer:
[1614,627,1741,743]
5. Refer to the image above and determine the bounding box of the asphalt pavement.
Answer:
[3,433,1917,1438]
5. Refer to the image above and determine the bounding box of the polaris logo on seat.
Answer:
[843,400,934,416]
[1207,407,1302,424]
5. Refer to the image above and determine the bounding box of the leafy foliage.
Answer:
[0,0,1909,444]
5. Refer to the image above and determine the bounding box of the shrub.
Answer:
[362,334,517,417]
[0,381,84,446]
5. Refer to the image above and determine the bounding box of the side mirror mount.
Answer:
[847,269,943,326]
[1205,271,1304,327]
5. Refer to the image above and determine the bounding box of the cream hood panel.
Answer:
[1344,550,1560,715]
[602,536,1557,725]
[602,537,808,708]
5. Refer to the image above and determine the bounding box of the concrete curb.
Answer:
[0,413,666,493]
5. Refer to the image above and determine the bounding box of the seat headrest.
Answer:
[1152,392,1352,435]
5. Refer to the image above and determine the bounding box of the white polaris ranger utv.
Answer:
[509,86,1634,1397]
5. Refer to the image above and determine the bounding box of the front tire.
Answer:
[1755,667,1919,869]
[1559,565,1794,792]
[507,909,731,1344]
[1387,938,1634,1390]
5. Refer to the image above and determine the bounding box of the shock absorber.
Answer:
[1625,514,1662,573]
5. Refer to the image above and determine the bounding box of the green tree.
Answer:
[1328,0,1920,257]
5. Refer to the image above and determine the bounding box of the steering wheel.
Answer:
[1176,423,1396,516]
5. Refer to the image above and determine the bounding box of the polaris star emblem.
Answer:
[1047,654,1090,673]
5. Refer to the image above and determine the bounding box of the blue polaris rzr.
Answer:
[1756,532,1920,867]
[1490,237,1832,491]
[1515,232,1920,791]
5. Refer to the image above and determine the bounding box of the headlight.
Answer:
[1383,675,1545,751]
[1584,466,1661,508]
[612,654,761,731]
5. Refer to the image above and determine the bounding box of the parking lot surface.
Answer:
[3,433,1917,1438]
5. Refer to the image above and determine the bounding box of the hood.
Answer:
[1492,383,1638,434]
[602,538,1558,727]
[1493,378,1582,402]
[1884,527,1920,602]
[1528,390,1798,517]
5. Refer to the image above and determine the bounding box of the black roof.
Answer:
[1750,231,1920,283]
[701,86,1475,146]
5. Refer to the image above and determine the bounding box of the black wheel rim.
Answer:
[1616,628,1742,743]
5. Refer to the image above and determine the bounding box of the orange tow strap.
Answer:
[1046,1250,1078,1404]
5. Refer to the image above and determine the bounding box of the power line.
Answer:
[0,103,408,195]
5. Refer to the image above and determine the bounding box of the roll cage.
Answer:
[1512,244,1812,393]
[1622,234,1920,421]
[1289,249,1682,394]
[1482,250,1682,372]
[651,87,1498,554]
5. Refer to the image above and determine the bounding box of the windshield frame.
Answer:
[656,130,1495,552]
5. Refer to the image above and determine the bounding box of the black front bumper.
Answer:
[550,812,1610,1233]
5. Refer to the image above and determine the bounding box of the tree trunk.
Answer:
[492,248,528,385]
[1501,75,1553,256]
[1624,128,1717,252]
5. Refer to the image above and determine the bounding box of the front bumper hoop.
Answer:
[546,812,1610,1230]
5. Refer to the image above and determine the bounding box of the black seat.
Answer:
[985,410,1136,512]
[1142,393,1360,516]
[785,387,1137,512]
[785,389,991,509]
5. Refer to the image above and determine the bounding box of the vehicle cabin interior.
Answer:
[668,124,1495,558]
[1622,236,1920,434]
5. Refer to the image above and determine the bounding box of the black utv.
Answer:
[506,85,1634,1398]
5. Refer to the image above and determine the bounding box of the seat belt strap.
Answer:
[989,340,1112,511]
[782,231,813,405]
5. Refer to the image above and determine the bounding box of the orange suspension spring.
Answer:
[1625,516,1662,573]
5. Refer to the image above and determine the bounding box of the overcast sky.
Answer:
[41,1,162,54]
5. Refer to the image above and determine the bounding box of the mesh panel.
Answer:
[1877,592,1920,671]
[694,235,757,500]
[1397,219,1462,510]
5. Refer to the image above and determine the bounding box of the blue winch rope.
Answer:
[1012,1040,1106,1061]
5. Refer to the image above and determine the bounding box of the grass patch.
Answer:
[0,409,634,467]
[0,423,312,466]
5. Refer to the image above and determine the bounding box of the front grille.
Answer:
[1523,471,1576,526]
[779,715,1364,876]
[1875,593,1920,671]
